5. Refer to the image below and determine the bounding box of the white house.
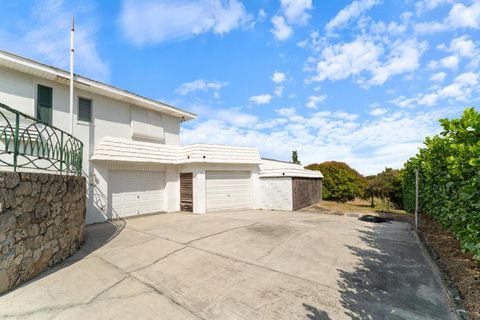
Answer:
[0,50,322,224]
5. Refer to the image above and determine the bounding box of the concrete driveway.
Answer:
[0,210,455,320]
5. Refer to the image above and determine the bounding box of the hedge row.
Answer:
[402,108,480,261]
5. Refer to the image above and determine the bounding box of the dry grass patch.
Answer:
[301,198,412,222]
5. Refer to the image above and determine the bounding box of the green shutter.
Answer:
[37,85,52,125]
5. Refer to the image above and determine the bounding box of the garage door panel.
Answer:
[110,170,165,218]
[206,170,252,211]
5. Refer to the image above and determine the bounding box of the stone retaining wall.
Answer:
[0,172,86,294]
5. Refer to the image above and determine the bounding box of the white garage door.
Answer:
[110,171,165,218]
[206,171,252,211]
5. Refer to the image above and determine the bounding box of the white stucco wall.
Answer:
[0,67,35,115]
[260,177,293,211]
[0,68,182,224]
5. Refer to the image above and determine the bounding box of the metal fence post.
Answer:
[415,169,419,230]
[13,113,19,172]
[59,131,64,174]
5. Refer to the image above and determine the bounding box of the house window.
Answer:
[78,97,92,122]
[37,85,52,125]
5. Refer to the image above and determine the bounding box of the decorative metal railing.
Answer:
[0,103,83,175]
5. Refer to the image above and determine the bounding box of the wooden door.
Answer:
[180,172,193,212]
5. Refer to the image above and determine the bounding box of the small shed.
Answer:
[259,158,323,211]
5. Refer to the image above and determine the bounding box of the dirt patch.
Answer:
[419,214,480,320]
[301,203,344,215]
[300,201,413,222]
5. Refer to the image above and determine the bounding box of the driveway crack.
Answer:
[129,246,188,273]
[185,222,260,244]
[128,274,205,320]
[189,245,333,290]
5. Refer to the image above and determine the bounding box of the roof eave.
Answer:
[0,50,196,121]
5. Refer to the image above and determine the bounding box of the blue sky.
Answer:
[1,0,479,174]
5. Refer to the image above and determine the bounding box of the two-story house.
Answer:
[0,50,322,224]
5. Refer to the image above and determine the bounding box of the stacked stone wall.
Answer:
[0,172,86,294]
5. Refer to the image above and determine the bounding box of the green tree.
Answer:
[367,168,403,209]
[291,150,301,164]
[306,161,367,202]
[402,107,480,261]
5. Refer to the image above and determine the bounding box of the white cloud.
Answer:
[270,15,293,40]
[181,106,454,175]
[442,55,460,69]
[415,0,452,14]
[272,71,286,84]
[429,72,446,82]
[280,0,313,25]
[119,0,252,45]
[249,94,273,105]
[258,9,267,21]
[454,72,478,85]
[414,21,448,34]
[449,36,476,57]
[428,55,459,70]
[274,86,284,97]
[306,95,327,109]
[216,109,258,127]
[394,72,479,107]
[311,37,383,82]
[370,108,388,116]
[276,107,296,117]
[309,37,426,87]
[447,2,480,29]
[176,79,226,95]
[440,55,460,69]
[270,0,313,41]
[254,118,288,130]
[325,0,380,31]
[415,2,480,34]
[367,39,427,86]
[1,0,110,81]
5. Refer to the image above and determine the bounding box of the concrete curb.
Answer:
[414,229,468,320]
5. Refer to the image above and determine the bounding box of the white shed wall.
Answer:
[260,178,293,211]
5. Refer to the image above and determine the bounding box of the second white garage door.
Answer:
[206,171,252,211]
[110,171,165,218]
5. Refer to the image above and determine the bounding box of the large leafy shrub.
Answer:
[367,168,403,209]
[402,107,480,261]
[306,161,367,202]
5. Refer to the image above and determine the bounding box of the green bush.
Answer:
[367,168,403,209]
[402,107,480,261]
[306,161,367,202]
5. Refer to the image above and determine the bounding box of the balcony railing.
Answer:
[0,103,83,175]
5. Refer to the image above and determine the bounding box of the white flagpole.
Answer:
[69,16,75,135]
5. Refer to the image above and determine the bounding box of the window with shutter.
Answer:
[78,98,92,122]
[37,85,52,125]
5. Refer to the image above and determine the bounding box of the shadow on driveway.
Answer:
[0,219,125,297]
[335,224,453,319]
